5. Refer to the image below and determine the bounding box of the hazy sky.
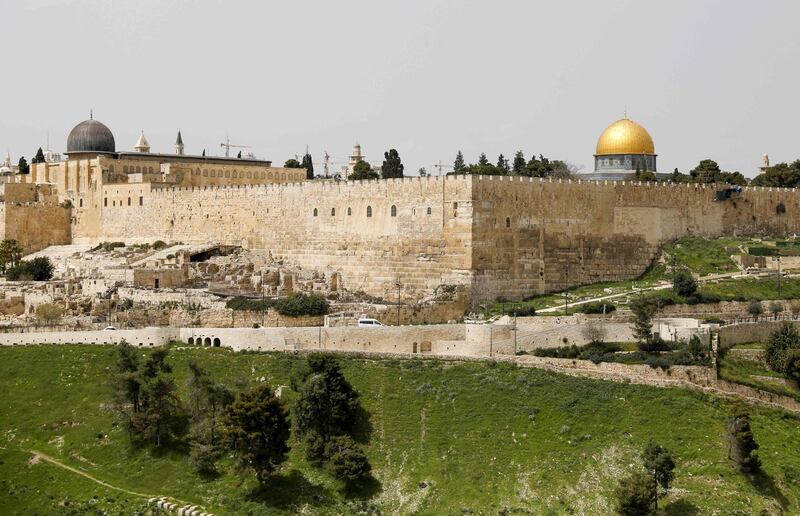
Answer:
[2,0,799,177]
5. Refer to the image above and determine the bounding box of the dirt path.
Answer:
[27,449,199,509]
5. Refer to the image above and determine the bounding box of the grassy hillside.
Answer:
[1,345,799,514]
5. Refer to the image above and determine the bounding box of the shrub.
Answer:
[576,302,616,314]
[748,300,764,320]
[153,240,168,250]
[646,355,671,370]
[512,305,536,317]
[686,292,722,305]
[226,293,330,317]
[324,435,371,482]
[638,337,670,353]
[6,256,54,281]
[766,321,800,379]
[614,471,656,516]
[726,405,761,473]
[35,303,63,325]
[189,443,220,477]
[272,294,329,317]
[672,269,698,297]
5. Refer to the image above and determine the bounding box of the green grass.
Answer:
[1,346,800,514]
[662,236,749,276]
[718,349,800,402]
[700,277,800,302]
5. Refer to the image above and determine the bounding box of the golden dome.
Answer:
[595,117,655,155]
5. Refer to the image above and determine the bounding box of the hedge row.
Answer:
[226,293,330,317]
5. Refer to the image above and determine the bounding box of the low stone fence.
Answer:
[0,327,177,347]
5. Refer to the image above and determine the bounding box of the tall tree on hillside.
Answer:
[631,301,654,346]
[726,405,760,473]
[512,151,526,174]
[478,153,489,166]
[381,148,404,179]
[454,150,466,172]
[301,152,314,179]
[642,441,675,511]
[615,471,656,516]
[221,383,290,484]
[294,354,360,459]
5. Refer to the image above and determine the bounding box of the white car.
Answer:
[357,318,383,328]
[103,326,117,331]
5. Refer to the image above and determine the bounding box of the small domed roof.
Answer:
[595,117,655,156]
[67,118,116,154]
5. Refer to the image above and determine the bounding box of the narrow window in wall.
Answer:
[331,208,336,216]
[79,198,83,208]
[104,198,107,207]
[139,196,143,206]
[452,202,457,209]
[313,208,318,217]
[367,206,372,218]
[127,197,131,206]
[506,217,511,228]
[391,205,397,217]
[347,207,352,216]
[427,206,432,215]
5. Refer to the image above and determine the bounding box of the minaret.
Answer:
[3,151,10,168]
[759,153,770,174]
[175,131,184,155]
[347,142,363,174]
[134,131,150,153]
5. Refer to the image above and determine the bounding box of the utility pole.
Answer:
[513,311,518,355]
[395,279,402,325]
[563,262,569,316]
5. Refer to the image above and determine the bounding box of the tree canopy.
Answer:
[348,160,379,180]
[381,148,404,179]
[221,383,290,483]
[752,159,800,187]
[301,153,314,179]
[284,158,302,168]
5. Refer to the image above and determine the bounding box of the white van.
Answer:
[357,318,383,328]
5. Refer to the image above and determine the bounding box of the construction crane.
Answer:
[220,136,252,158]
[433,160,454,176]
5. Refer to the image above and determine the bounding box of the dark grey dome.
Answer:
[67,119,116,154]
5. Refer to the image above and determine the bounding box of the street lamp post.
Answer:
[395,279,402,326]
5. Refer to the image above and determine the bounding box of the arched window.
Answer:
[123,165,128,173]
[347,207,352,216]
[313,208,318,217]
[427,206,432,215]
[331,208,336,216]
[136,166,141,173]
[366,206,372,218]
[391,205,397,217]
[506,217,511,228]
[203,169,208,177]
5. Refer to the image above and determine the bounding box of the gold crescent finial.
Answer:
[623,106,627,119]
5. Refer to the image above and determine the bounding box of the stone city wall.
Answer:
[7,175,800,306]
